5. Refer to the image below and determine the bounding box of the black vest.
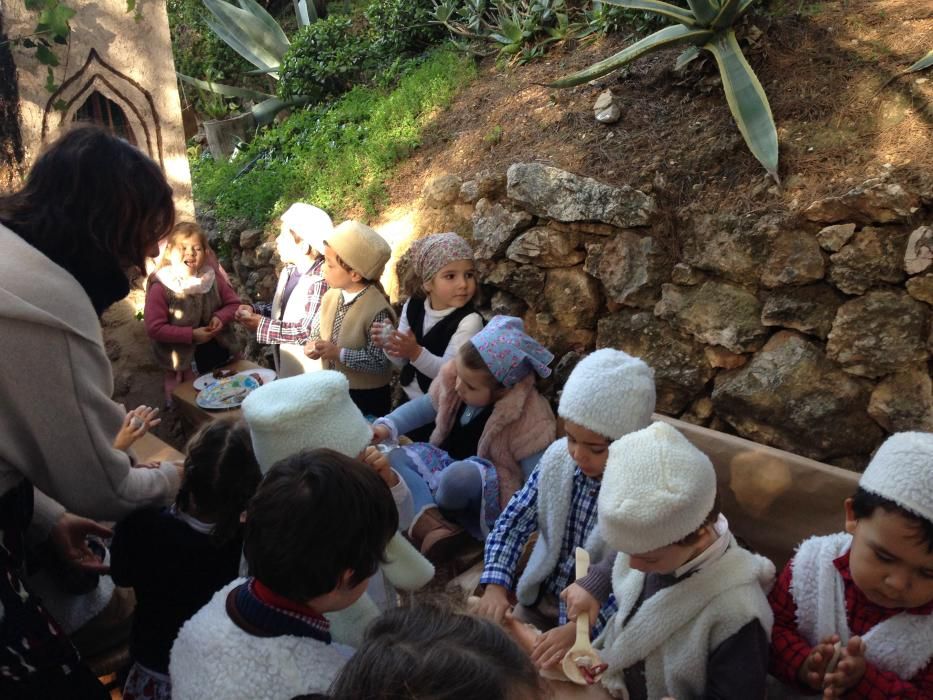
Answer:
[439,404,493,460]
[399,298,478,393]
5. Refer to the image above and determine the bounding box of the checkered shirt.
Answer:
[309,286,391,374]
[255,259,327,346]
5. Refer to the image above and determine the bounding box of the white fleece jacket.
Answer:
[595,538,775,699]
[170,578,349,700]
[0,223,181,537]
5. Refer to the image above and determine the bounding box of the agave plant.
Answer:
[551,0,779,182]
[906,49,933,74]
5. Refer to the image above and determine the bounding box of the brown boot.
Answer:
[409,507,472,564]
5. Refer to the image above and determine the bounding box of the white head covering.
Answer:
[860,431,933,523]
[280,203,333,253]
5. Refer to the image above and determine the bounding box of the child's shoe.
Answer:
[409,507,472,564]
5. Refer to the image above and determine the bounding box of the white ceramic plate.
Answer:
[193,373,219,392]
[195,374,261,410]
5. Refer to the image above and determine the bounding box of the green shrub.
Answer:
[192,49,476,224]
[365,0,442,64]
[277,16,372,100]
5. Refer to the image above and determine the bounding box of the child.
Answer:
[145,221,241,404]
[235,203,332,378]
[475,349,655,638]
[109,419,261,700]
[323,604,544,700]
[372,315,556,562]
[305,220,396,417]
[169,448,399,699]
[111,404,161,452]
[375,232,483,407]
[768,431,933,698]
[240,371,434,646]
[579,421,775,699]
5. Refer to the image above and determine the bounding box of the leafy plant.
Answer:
[365,0,442,62]
[277,17,370,100]
[551,0,780,182]
[905,49,933,74]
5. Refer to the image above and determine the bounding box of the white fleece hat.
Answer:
[241,371,372,473]
[598,421,716,553]
[860,431,933,523]
[558,348,656,440]
[280,202,333,252]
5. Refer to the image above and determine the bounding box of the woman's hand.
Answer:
[113,405,161,451]
[561,582,600,629]
[475,584,511,625]
[531,622,576,670]
[49,513,112,575]
[385,328,422,361]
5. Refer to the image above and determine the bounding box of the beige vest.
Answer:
[318,286,397,390]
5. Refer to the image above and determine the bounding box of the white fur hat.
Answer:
[558,348,656,440]
[280,202,333,252]
[241,371,371,473]
[860,431,933,523]
[598,421,716,553]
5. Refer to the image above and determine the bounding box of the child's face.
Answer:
[169,234,206,276]
[275,224,309,265]
[564,421,611,479]
[627,539,706,575]
[844,499,933,609]
[454,354,500,407]
[423,260,476,311]
[323,244,362,290]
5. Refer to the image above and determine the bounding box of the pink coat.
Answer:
[428,360,556,507]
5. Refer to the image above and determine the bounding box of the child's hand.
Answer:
[797,635,840,691]
[360,446,399,487]
[822,636,866,698]
[113,405,160,451]
[192,325,217,344]
[236,306,261,331]
[371,423,391,444]
[311,340,339,362]
[207,316,223,334]
[370,321,388,348]
[304,339,321,359]
[385,328,422,361]
[531,621,577,670]
[561,582,600,629]
[475,584,512,624]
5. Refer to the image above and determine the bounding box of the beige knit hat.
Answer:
[325,220,391,281]
[598,421,717,553]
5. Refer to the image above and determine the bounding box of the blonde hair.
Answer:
[157,221,212,270]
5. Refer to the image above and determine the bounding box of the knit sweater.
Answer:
[428,360,555,507]
[595,537,775,699]
[170,578,348,700]
[0,222,181,538]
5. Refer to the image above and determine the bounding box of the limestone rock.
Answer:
[816,223,856,252]
[904,225,933,275]
[239,228,263,250]
[826,290,930,378]
[506,163,655,228]
[459,180,480,204]
[671,263,706,286]
[475,170,507,200]
[544,267,602,329]
[828,226,909,294]
[760,283,844,339]
[760,229,825,288]
[472,198,534,259]
[490,289,527,318]
[680,397,715,426]
[595,104,621,124]
[593,89,614,112]
[523,311,595,358]
[711,331,882,460]
[655,281,769,354]
[804,179,920,224]
[680,213,773,286]
[479,260,546,304]
[423,174,463,208]
[906,274,933,305]
[704,346,747,370]
[506,227,584,268]
[596,310,715,414]
[584,232,668,307]
[255,241,276,265]
[868,368,933,433]
[553,351,583,393]
[547,220,620,237]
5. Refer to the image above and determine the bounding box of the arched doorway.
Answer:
[72,90,137,145]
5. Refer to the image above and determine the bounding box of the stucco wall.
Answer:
[2,0,192,215]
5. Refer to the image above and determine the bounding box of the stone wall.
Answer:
[218,164,933,468]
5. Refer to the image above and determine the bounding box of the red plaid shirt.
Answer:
[769,548,933,698]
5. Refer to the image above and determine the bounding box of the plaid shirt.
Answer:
[482,466,607,626]
[255,259,327,346]
[769,549,933,698]
[309,287,391,374]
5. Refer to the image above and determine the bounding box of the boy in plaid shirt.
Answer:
[768,431,933,698]
[475,349,656,671]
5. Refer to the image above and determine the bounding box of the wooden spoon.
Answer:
[561,548,608,685]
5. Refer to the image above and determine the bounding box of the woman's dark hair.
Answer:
[458,341,503,389]
[327,604,544,700]
[0,126,174,312]
[851,486,933,552]
[176,419,262,546]
[244,448,398,603]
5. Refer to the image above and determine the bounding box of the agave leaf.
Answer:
[251,95,316,125]
[705,30,778,180]
[906,49,933,74]
[737,0,756,18]
[711,0,743,28]
[684,0,716,24]
[601,0,697,27]
[550,24,712,87]
[203,0,289,75]
[177,72,274,100]
[235,0,290,48]
[674,45,700,70]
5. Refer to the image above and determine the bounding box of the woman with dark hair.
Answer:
[0,127,184,698]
